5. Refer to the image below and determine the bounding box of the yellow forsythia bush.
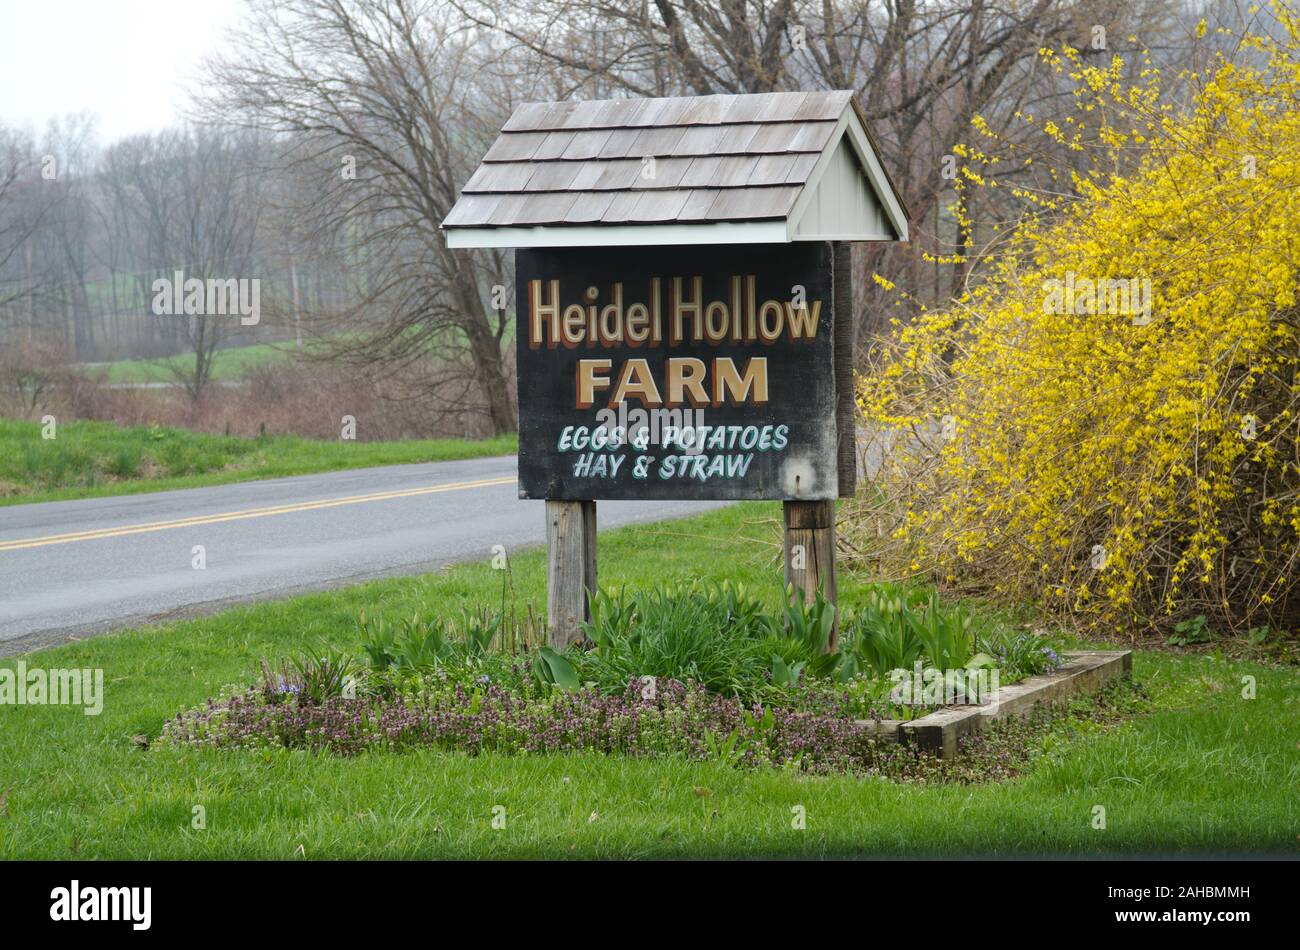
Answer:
[858,13,1300,636]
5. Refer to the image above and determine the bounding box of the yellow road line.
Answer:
[0,476,517,552]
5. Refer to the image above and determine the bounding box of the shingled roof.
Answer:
[442,90,908,248]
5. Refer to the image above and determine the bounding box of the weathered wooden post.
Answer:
[781,241,855,651]
[442,91,909,653]
[782,498,838,649]
[545,499,596,647]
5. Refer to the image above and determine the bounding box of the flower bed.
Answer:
[161,581,1079,776]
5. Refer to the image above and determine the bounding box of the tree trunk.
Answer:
[462,314,515,435]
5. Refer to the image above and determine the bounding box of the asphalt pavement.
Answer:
[0,455,728,655]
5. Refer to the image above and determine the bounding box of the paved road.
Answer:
[0,456,728,655]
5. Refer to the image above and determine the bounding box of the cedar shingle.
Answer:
[591,160,644,191]
[748,153,798,186]
[679,156,723,188]
[597,128,642,159]
[482,131,548,162]
[677,94,739,124]
[512,192,579,224]
[462,162,536,193]
[524,162,582,191]
[705,185,800,220]
[789,121,838,152]
[485,193,530,225]
[712,124,762,154]
[630,189,691,222]
[500,102,550,132]
[761,91,811,122]
[631,157,692,190]
[785,153,819,184]
[560,128,615,161]
[532,131,576,161]
[671,124,728,157]
[745,121,818,154]
[440,192,502,227]
[563,191,617,223]
[721,92,781,124]
[678,189,722,220]
[446,90,868,230]
[708,155,760,188]
[600,191,643,222]
[628,125,687,157]
[793,90,852,120]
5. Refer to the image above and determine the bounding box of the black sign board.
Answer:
[515,242,837,501]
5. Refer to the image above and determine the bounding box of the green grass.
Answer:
[87,343,296,384]
[0,417,516,506]
[2,503,1297,859]
[87,331,517,386]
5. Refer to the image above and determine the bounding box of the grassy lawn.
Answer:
[0,417,516,506]
[86,343,295,384]
[1,503,1296,859]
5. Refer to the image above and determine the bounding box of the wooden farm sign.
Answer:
[515,243,838,501]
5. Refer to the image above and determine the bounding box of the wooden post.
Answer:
[546,500,597,648]
[783,499,838,651]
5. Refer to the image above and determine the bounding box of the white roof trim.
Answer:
[785,109,909,242]
[444,220,789,249]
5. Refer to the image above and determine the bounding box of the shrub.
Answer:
[0,339,115,426]
[856,16,1300,636]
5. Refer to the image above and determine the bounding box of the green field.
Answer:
[0,417,515,506]
[2,503,1295,859]
[86,343,297,384]
[87,331,516,385]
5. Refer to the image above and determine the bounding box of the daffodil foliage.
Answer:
[859,10,1300,635]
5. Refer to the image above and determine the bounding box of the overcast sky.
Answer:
[0,0,244,142]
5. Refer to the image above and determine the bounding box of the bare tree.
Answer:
[198,0,519,434]
[456,0,1184,336]
[0,124,58,326]
[100,128,265,399]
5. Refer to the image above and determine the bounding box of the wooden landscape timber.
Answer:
[856,651,1134,759]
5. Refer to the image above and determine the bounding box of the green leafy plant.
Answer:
[905,593,975,671]
[977,627,1065,678]
[769,653,805,689]
[358,611,397,669]
[702,727,746,767]
[457,607,501,656]
[777,587,837,672]
[361,607,509,671]
[531,646,580,692]
[578,582,772,700]
[841,585,927,678]
[262,647,360,705]
[1168,614,1214,647]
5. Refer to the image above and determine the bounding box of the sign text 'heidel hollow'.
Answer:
[516,243,838,501]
